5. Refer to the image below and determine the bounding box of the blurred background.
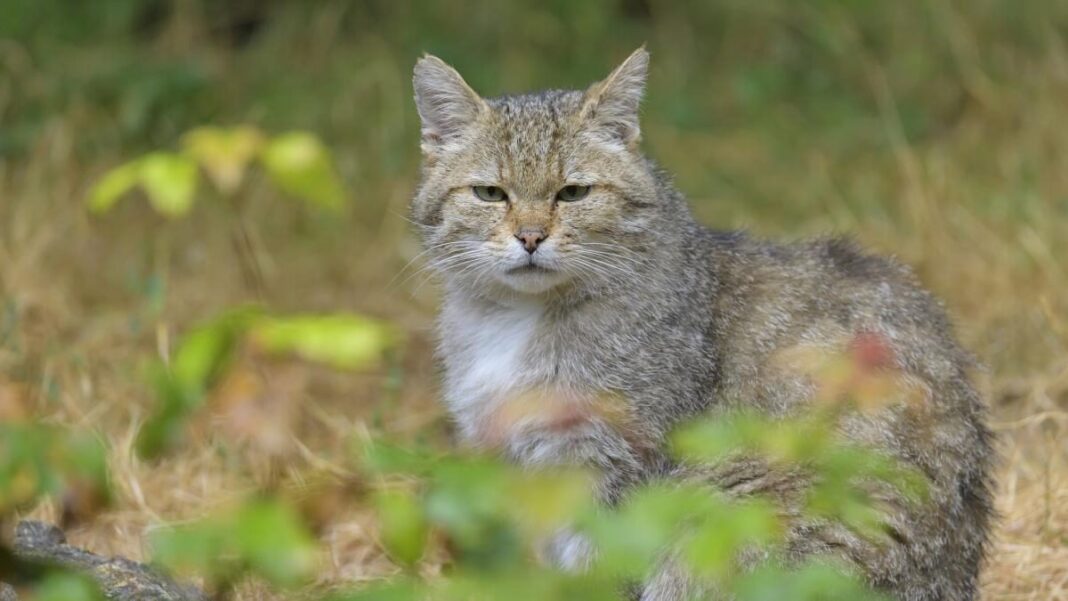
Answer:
[1,1,1066,598]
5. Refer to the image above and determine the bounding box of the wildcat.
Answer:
[409,48,993,600]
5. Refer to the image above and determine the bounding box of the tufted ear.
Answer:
[581,47,649,148]
[413,55,486,154]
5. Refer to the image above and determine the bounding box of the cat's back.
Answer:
[699,230,976,389]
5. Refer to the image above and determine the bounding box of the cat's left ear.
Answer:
[581,46,649,148]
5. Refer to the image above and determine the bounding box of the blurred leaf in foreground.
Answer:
[136,308,262,459]
[260,132,347,210]
[374,488,428,568]
[360,440,437,476]
[138,152,199,218]
[27,572,106,601]
[682,498,781,581]
[182,125,265,196]
[323,579,422,601]
[87,161,141,214]
[86,152,199,218]
[150,497,318,590]
[584,484,715,578]
[137,309,393,459]
[733,559,890,601]
[251,314,394,370]
[0,423,110,519]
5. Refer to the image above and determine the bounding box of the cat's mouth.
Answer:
[496,258,570,294]
[506,263,554,275]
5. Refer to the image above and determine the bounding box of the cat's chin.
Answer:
[493,266,572,295]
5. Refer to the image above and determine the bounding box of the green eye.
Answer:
[556,185,591,202]
[472,185,508,202]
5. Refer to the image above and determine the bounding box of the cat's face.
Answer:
[412,49,658,296]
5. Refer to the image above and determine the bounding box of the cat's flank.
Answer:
[410,48,993,600]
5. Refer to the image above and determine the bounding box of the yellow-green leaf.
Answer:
[138,152,199,218]
[508,469,593,535]
[182,125,264,195]
[260,132,347,210]
[151,497,317,589]
[30,572,106,601]
[234,499,319,588]
[250,314,394,369]
[375,489,428,567]
[87,161,140,214]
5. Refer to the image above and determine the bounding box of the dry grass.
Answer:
[2,9,1068,598]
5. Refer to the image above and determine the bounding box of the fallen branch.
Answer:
[2,521,206,601]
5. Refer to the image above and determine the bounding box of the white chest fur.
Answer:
[439,293,625,469]
[441,297,547,437]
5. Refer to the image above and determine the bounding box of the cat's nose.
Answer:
[515,227,547,254]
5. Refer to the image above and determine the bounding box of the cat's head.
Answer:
[411,48,672,297]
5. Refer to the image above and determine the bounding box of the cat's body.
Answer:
[411,49,993,600]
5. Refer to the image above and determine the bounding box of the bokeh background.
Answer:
[2,1,1066,598]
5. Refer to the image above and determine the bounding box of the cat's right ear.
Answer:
[580,47,649,149]
[413,55,486,155]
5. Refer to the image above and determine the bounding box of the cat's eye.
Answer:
[472,185,508,202]
[556,185,591,202]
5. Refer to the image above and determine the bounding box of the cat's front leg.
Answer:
[542,527,596,572]
[640,558,711,601]
[543,529,714,601]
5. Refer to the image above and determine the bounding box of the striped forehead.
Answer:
[486,91,584,188]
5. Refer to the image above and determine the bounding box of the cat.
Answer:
[410,47,993,601]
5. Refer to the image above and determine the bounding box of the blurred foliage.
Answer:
[137,307,396,459]
[251,313,396,370]
[124,324,916,600]
[89,126,347,216]
[136,307,263,459]
[0,422,109,521]
[328,337,914,601]
[25,573,106,601]
[0,421,109,598]
[150,497,319,590]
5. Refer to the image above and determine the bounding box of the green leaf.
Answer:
[151,497,317,589]
[440,569,620,601]
[375,489,428,567]
[251,313,394,370]
[149,519,228,582]
[322,580,423,601]
[683,499,781,579]
[586,485,713,578]
[182,125,264,196]
[424,457,510,540]
[0,423,110,515]
[29,572,106,601]
[733,560,888,601]
[260,132,347,210]
[233,498,318,588]
[359,440,436,475]
[87,161,140,214]
[506,469,594,535]
[136,307,261,459]
[138,152,199,218]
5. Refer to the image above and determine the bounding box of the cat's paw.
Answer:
[640,559,709,601]
[542,528,596,572]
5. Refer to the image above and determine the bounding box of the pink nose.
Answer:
[515,228,547,253]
